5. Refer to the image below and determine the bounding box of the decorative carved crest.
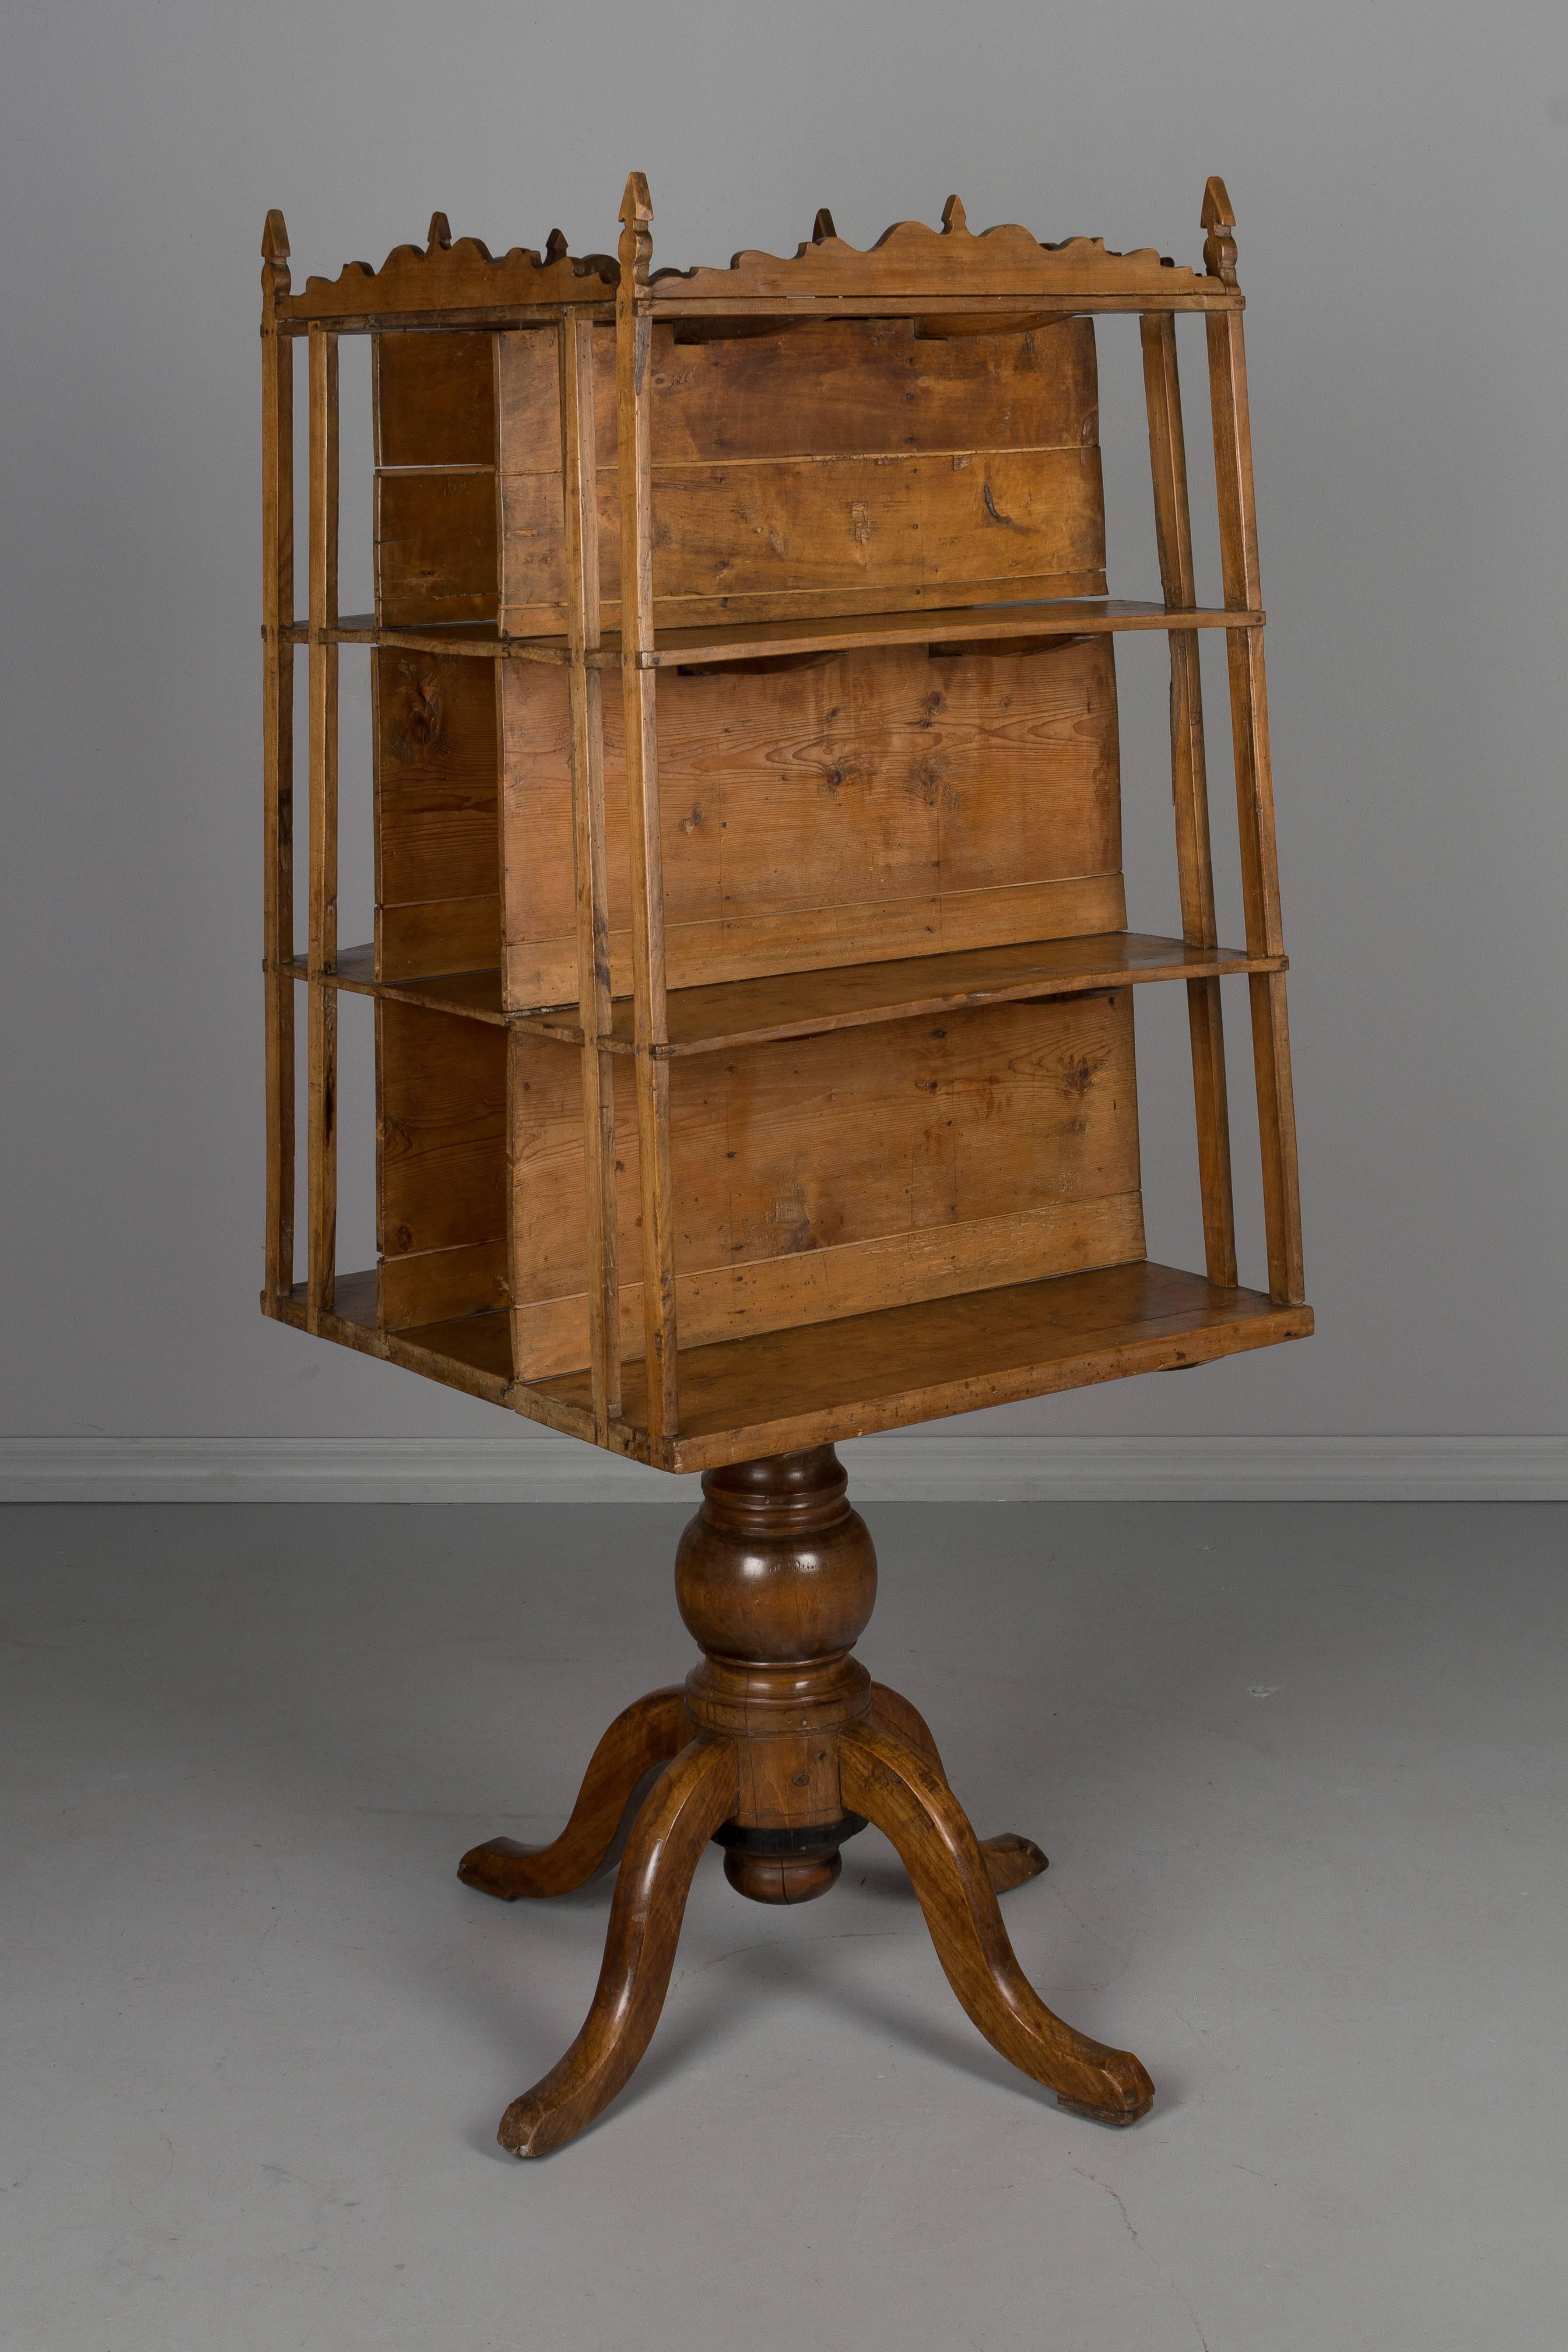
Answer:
[280,221,617,320]
[270,176,1239,327]
[647,190,1215,304]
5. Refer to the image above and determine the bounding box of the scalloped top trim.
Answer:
[281,232,618,318]
[646,208,1207,302]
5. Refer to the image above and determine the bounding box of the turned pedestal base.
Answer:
[458,1445,1154,2156]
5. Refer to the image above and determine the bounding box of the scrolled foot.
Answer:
[840,1722,1153,2125]
[869,1685,1049,1896]
[458,1686,686,1901]
[978,1830,1049,1895]
[498,1737,738,2157]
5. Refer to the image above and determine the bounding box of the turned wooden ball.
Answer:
[723,1849,842,1904]
[674,1445,877,1665]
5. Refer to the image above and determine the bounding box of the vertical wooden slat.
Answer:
[561,309,621,1434]
[260,214,295,1308]
[1205,268,1305,1307]
[617,175,679,1453]
[307,324,340,1330]
[1140,312,1238,1289]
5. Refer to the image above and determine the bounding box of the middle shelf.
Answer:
[284,929,1282,1055]
[278,596,1263,667]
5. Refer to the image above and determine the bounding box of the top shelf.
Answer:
[281,599,1262,668]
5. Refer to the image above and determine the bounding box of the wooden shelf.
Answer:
[600,933,1284,1057]
[277,597,1260,668]
[284,934,1282,1051]
[272,1261,1312,1472]
[279,615,567,663]
[601,599,1263,672]
[555,1260,1315,1470]
[280,947,510,1024]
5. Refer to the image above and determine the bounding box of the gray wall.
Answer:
[4,0,1564,1445]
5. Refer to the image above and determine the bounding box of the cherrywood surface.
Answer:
[466,1446,1145,2155]
[839,1722,1153,2121]
[457,1686,686,1898]
[869,1685,1048,1895]
[495,1738,739,2157]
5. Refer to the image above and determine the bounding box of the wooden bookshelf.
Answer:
[259,176,1309,2157]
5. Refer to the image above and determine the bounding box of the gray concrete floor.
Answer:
[2,1501,1564,2351]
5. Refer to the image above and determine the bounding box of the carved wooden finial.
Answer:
[941,194,968,236]
[1201,176,1237,285]
[618,172,653,288]
[427,212,452,252]
[812,207,837,244]
[261,209,291,305]
[544,227,569,263]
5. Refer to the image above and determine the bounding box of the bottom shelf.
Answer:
[272,1261,1312,1474]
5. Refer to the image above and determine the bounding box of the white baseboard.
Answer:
[0,1433,1563,1504]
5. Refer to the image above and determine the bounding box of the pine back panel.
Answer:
[368,317,1145,1386]
[510,991,1143,1378]
[498,315,1104,635]
[501,636,1124,1009]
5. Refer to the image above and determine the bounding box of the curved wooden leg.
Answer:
[840,1722,1153,2124]
[869,1682,1048,1898]
[498,1737,739,2157]
[458,1686,687,1901]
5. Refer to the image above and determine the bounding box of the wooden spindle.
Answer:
[560,309,621,1434]
[1203,190,1305,1306]
[306,323,340,1329]
[617,175,679,1454]
[1140,311,1238,1289]
[261,213,295,1308]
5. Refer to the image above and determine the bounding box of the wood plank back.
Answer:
[501,636,1124,1009]
[375,1000,508,1329]
[509,990,1144,1377]
[497,312,1104,636]
[372,334,505,980]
